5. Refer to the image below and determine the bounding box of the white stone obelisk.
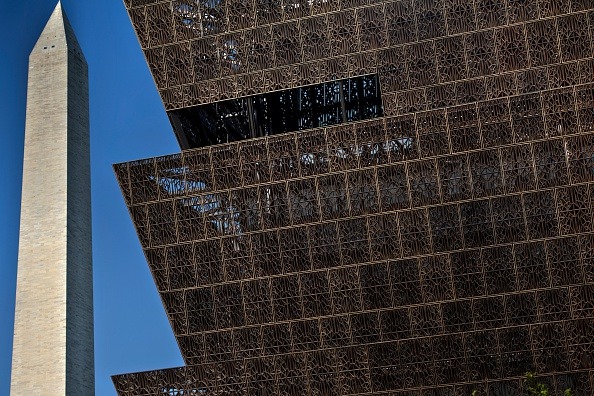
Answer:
[10,2,94,394]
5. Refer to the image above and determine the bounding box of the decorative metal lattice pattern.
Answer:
[125,1,594,110]
[113,84,594,394]
[113,1,594,395]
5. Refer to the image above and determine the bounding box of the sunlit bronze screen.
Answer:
[113,0,594,394]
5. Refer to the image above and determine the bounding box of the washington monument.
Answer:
[11,2,94,394]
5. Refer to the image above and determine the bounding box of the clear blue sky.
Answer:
[0,0,185,394]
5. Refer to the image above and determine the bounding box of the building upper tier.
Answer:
[125,1,593,108]
[124,1,594,149]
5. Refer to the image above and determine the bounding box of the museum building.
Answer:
[113,0,594,394]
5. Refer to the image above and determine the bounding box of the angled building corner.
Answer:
[113,0,594,395]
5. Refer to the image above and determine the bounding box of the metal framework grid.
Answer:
[113,0,594,395]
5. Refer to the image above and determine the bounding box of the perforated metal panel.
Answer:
[113,0,594,394]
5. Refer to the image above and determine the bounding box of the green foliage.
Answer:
[524,372,572,396]
[564,389,573,396]
[525,371,550,396]
[471,373,574,396]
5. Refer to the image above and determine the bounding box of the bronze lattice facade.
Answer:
[113,0,594,394]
